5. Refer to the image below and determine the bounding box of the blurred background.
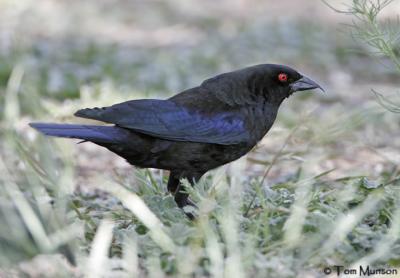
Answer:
[1,0,399,179]
[0,0,399,277]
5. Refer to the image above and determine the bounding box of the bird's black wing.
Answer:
[74,99,250,145]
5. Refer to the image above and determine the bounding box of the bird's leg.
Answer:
[167,171,190,211]
[167,172,180,193]
[167,171,203,220]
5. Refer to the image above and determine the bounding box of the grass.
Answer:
[325,0,400,114]
[1,0,400,277]
[2,135,400,277]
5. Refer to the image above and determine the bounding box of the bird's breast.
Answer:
[243,103,279,143]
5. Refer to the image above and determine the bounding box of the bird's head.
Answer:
[201,63,324,106]
[249,64,324,103]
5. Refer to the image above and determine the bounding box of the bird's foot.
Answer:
[175,196,197,220]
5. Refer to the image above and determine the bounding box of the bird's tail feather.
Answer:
[29,123,129,143]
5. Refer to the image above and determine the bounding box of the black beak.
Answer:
[290,76,324,93]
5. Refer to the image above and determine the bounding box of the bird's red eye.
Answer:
[278,73,288,82]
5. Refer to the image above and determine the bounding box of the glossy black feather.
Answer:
[75,99,251,145]
[29,123,131,143]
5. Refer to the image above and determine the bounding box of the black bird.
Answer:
[30,64,323,218]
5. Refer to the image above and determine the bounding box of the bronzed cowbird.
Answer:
[30,64,323,218]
